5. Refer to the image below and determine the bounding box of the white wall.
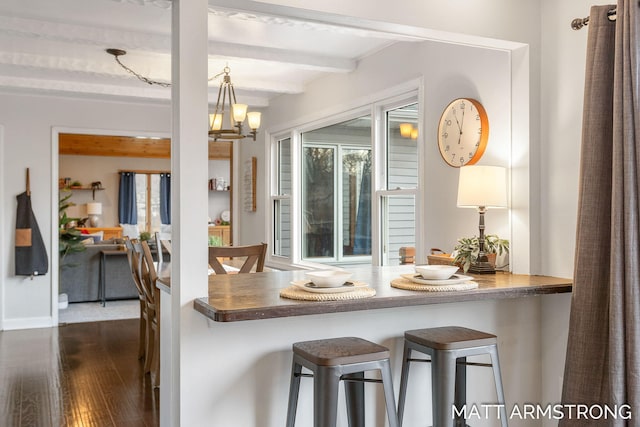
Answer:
[243,40,513,262]
[0,91,170,329]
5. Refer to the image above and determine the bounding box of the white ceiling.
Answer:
[0,0,415,108]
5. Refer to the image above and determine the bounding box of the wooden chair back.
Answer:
[124,238,146,300]
[139,240,158,306]
[208,243,267,274]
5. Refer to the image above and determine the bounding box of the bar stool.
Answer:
[286,336,399,427]
[397,326,508,427]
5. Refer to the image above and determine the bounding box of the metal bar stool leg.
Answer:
[454,357,467,427]
[488,346,508,427]
[286,360,303,427]
[314,367,341,427]
[397,341,412,427]
[344,372,365,427]
[431,351,457,427]
[380,359,400,427]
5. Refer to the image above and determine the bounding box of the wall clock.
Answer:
[437,98,489,167]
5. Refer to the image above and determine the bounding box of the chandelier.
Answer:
[208,66,261,141]
[105,49,260,141]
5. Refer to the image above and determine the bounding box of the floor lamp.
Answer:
[457,165,507,274]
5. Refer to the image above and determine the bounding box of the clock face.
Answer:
[437,98,489,167]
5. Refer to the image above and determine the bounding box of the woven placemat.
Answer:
[280,285,376,301]
[391,277,478,292]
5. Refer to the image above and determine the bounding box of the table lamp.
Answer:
[86,202,102,227]
[457,165,507,274]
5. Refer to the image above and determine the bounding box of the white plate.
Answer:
[291,280,368,294]
[221,210,230,222]
[400,273,474,286]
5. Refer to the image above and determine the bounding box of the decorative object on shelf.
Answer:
[69,180,82,189]
[208,66,261,142]
[86,202,102,227]
[244,157,257,212]
[456,165,508,273]
[437,98,489,167]
[215,177,226,191]
[91,181,102,190]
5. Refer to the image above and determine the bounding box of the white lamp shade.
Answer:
[457,165,507,208]
[247,111,261,130]
[86,202,102,215]
[232,103,247,122]
[209,113,223,131]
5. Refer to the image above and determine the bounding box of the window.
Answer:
[273,137,292,257]
[135,173,162,234]
[301,116,372,263]
[379,103,418,265]
[270,92,418,267]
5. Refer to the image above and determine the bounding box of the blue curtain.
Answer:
[160,173,171,224]
[353,159,371,255]
[118,172,137,224]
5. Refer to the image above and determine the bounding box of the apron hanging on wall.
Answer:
[15,168,48,276]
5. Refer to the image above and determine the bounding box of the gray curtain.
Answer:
[160,172,171,224]
[561,2,639,425]
[118,171,137,225]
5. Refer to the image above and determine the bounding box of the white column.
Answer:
[164,0,209,426]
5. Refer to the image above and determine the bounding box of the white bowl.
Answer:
[415,265,458,280]
[305,270,353,288]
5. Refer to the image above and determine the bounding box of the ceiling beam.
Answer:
[58,133,231,159]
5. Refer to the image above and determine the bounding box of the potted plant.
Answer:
[59,191,86,266]
[59,191,86,309]
[452,234,509,273]
[69,180,83,189]
[208,235,223,247]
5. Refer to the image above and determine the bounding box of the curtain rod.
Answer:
[571,8,617,30]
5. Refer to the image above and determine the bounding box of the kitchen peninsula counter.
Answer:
[187,266,571,322]
[158,264,573,426]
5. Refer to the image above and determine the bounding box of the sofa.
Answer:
[60,243,138,303]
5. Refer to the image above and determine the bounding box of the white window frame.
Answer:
[267,84,422,269]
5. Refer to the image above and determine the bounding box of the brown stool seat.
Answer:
[404,326,497,350]
[286,336,399,427]
[293,337,390,366]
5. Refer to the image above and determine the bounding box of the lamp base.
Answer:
[89,215,100,228]
[468,260,496,274]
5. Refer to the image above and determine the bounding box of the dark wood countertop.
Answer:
[187,266,572,322]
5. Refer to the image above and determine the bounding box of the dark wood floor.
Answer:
[0,319,159,427]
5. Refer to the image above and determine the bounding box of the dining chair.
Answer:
[208,242,267,274]
[139,240,161,388]
[155,231,172,261]
[160,239,172,256]
[124,238,148,363]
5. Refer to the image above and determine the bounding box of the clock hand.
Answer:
[453,111,462,133]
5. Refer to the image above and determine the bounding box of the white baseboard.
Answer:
[2,316,54,331]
